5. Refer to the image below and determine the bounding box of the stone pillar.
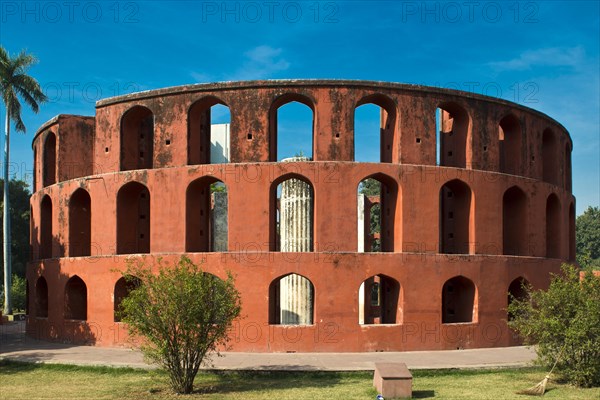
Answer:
[357,194,365,252]
[280,274,313,325]
[211,191,228,252]
[280,158,312,252]
[358,281,365,325]
[279,157,313,324]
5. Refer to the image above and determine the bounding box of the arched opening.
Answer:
[442,276,476,324]
[186,177,228,252]
[25,279,30,315]
[354,95,396,163]
[358,274,400,325]
[43,132,56,187]
[270,173,314,251]
[117,182,150,255]
[64,275,87,320]
[114,276,141,322]
[269,273,314,325]
[120,106,154,171]
[30,206,34,260]
[546,194,561,258]
[542,129,558,185]
[40,195,53,259]
[565,143,572,191]
[440,179,472,254]
[35,276,48,318]
[188,97,231,164]
[436,103,469,168]
[503,186,528,256]
[499,115,522,175]
[569,203,576,261]
[357,175,398,252]
[507,277,530,321]
[69,189,91,257]
[269,94,314,161]
[33,146,37,191]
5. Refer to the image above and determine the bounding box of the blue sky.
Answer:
[1,0,598,214]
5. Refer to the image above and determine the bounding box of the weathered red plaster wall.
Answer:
[27,80,575,352]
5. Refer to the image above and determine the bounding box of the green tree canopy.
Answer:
[0,178,31,279]
[576,206,600,269]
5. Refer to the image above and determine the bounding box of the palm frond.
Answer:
[0,45,47,133]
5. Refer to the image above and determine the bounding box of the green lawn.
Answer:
[0,360,598,399]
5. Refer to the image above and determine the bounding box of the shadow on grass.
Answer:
[186,370,364,395]
[412,390,436,398]
[0,359,145,376]
[0,359,41,375]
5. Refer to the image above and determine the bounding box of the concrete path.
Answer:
[0,321,537,371]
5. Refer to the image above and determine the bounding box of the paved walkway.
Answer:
[0,322,537,371]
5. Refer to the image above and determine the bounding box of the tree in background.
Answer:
[0,274,27,312]
[0,178,31,278]
[0,178,30,312]
[507,264,600,387]
[576,206,600,270]
[0,46,48,314]
[359,178,381,251]
[118,256,241,394]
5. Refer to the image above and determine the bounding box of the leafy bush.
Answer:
[576,206,600,270]
[508,264,600,387]
[118,256,241,394]
[0,274,27,313]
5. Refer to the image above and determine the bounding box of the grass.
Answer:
[1,360,599,399]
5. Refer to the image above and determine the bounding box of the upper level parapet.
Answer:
[32,80,573,194]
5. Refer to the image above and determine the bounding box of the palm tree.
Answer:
[1,47,47,314]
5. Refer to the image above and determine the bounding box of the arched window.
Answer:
[507,277,529,321]
[120,106,154,171]
[546,194,561,258]
[358,274,400,324]
[269,94,315,161]
[64,275,87,320]
[25,279,30,315]
[114,276,141,322]
[30,206,34,260]
[569,203,576,261]
[436,103,469,168]
[440,179,473,254]
[188,97,231,164]
[503,186,528,256]
[442,276,476,323]
[565,143,572,191]
[354,94,397,163]
[40,195,53,259]
[269,273,314,325]
[69,189,91,257]
[270,173,314,251]
[35,276,48,318]
[186,177,228,252]
[357,174,398,252]
[117,182,150,254]
[542,129,558,185]
[499,115,522,175]
[43,131,56,187]
[33,146,37,192]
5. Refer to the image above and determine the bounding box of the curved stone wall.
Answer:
[26,80,575,351]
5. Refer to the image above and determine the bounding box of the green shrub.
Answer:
[118,256,241,394]
[508,264,600,387]
[0,274,27,313]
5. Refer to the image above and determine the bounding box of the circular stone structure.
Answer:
[26,80,575,352]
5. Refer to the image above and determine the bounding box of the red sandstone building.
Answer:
[26,80,575,352]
